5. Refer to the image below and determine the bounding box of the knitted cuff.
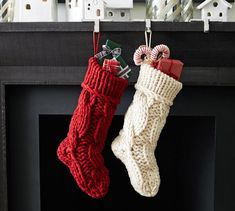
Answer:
[136,63,182,104]
[82,57,128,103]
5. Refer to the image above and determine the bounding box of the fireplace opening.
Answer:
[39,115,215,211]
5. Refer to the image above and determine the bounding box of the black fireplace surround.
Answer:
[1,22,235,211]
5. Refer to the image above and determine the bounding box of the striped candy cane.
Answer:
[150,44,170,62]
[133,45,152,66]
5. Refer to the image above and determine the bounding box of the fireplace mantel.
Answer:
[1,22,235,211]
[0,22,235,85]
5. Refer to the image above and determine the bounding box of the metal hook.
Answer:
[145,19,152,48]
[204,19,209,33]
[94,19,100,33]
[145,19,151,33]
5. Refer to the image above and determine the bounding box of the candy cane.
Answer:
[133,45,152,66]
[150,44,170,62]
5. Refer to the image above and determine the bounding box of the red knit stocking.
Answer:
[57,57,128,198]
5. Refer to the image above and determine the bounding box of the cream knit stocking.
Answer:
[111,63,182,197]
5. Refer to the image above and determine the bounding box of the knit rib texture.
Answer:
[112,63,182,197]
[57,57,128,199]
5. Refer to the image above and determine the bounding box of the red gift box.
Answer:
[152,58,184,80]
[102,59,120,75]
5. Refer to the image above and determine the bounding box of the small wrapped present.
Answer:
[95,39,122,65]
[106,39,121,53]
[152,58,184,80]
[115,55,131,79]
[102,59,120,75]
[95,39,131,79]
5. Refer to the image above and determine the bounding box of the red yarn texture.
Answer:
[57,57,128,199]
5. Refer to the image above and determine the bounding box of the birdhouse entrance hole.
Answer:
[25,4,31,10]
[96,9,101,17]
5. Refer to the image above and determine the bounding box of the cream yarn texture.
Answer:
[111,63,182,197]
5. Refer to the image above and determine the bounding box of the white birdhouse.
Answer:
[13,0,57,22]
[66,0,83,21]
[84,0,133,21]
[197,0,232,22]
[84,0,105,20]
[105,0,133,21]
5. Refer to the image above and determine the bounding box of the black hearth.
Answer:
[39,114,215,211]
[5,85,224,211]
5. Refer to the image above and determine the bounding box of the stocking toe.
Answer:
[57,137,72,167]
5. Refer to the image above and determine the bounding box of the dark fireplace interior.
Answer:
[6,85,216,211]
[39,115,215,211]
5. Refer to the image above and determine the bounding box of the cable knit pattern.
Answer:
[111,63,182,197]
[57,57,128,199]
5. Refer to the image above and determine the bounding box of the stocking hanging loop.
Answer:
[93,20,101,55]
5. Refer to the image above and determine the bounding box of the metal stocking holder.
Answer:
[145,19,152,49]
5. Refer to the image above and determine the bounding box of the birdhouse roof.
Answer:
[105,0,133,9]
[197,0,232,9]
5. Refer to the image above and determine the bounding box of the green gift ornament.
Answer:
[105,40,131,79]
[94,39,131,79]
[95,39,122,65]
[105,39,121,51]
[115,54,127,69]
[115,55,132,79]
[105,40,127,69]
